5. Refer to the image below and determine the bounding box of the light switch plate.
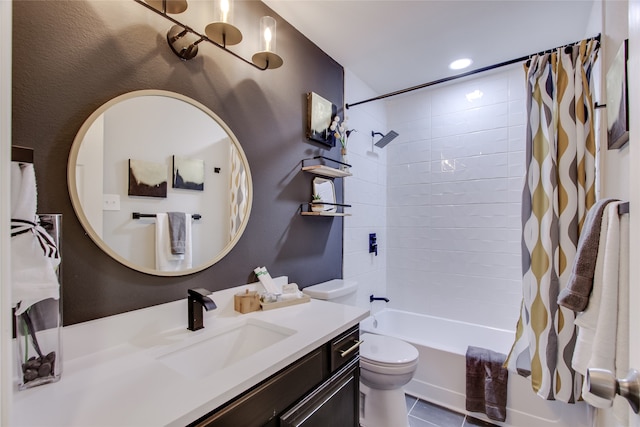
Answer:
[103,194,120,211]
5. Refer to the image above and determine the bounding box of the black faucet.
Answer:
[370,294,390,303]
[187,288,217,331]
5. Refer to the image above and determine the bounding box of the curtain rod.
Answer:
[346,33,601,109]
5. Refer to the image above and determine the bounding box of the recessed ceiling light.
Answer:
[449,58,472,70]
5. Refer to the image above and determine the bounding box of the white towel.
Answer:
[10,162,60,315]
[573,202,629,422]
[155,213,192,271]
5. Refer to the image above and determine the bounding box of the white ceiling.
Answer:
[263,1,597,98]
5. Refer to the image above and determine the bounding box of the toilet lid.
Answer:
[360,333,418,364]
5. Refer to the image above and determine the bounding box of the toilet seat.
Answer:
[360,333,419,364]
[359,333,418,376]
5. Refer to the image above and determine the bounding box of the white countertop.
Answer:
[11,278,369,426]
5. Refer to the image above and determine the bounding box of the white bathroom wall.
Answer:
[343,69,388,311]
[384,66,525,330]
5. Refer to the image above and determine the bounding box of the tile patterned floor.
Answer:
[405,395,499,427]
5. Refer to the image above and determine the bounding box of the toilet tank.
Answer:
[303,279,358,305]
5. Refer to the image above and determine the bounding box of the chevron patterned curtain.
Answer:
[505,38,599,403]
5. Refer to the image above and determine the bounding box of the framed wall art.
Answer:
[606,39,629,150]
[306,92,337,147]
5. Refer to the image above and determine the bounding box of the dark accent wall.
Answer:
[12,0,344,325]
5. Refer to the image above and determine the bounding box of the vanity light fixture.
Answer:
[134,0,284,70]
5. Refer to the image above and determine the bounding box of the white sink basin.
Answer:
[156,319,296,379]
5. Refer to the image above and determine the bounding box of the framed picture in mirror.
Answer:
[128,159,168,198]
[172,155,205,191]
[606,39,629,150]
[306,92,336,147]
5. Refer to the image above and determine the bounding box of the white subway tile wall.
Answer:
[342,69,389,310]
[344,65,525,330]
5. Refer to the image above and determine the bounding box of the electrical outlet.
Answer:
[103,194,120,211]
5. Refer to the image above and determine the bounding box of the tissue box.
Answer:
[234,290,261,314]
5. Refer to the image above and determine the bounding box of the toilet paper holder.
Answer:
[586,368,640,413]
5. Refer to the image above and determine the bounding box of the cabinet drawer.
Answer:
[193,349,324,427]
[330,326,361,372]
[280,357,360,427]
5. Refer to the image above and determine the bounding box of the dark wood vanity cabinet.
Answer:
[190,325,361,427]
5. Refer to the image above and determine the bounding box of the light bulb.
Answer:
[264,28,272,52]
[220,0,229,22]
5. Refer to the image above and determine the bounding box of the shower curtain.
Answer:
[506,38,599,403]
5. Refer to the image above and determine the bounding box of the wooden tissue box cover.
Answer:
[234,290,261,314]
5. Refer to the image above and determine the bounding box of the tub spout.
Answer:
[370,295,390,303]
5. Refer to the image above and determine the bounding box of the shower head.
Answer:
[372,130,399,148]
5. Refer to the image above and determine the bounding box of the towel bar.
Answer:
[618,201,630,215]
[132,212,201,220]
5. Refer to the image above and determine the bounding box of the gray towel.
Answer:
[557,198,617,311]
[465,346,508,422]
[166,212,186,255]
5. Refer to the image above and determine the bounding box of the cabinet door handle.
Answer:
[340,340,363,358]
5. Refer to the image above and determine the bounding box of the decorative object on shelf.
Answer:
[311,194,324,212]
[307,92,337,147]
[312,177,337,213]
[330,115,355,172]
[134,0,283,69]
[606,39,629,149]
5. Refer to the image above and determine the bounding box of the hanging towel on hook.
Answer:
[10,162,60,315]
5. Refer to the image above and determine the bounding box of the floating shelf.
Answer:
[299,202,351,217]
[301,211,351,217]
[301,156,352,178]
[302,164,352,178]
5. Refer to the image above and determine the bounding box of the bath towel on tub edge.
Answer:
[466,346,509,422]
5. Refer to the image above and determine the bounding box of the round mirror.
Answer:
[68,90,252,276]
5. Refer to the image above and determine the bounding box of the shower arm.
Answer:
[371,131,383,151]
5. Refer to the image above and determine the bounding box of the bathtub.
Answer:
[360,309,591,427]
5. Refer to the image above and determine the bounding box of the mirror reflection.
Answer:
[68,90,252,276]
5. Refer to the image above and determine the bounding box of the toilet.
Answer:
[303,280,419,427]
